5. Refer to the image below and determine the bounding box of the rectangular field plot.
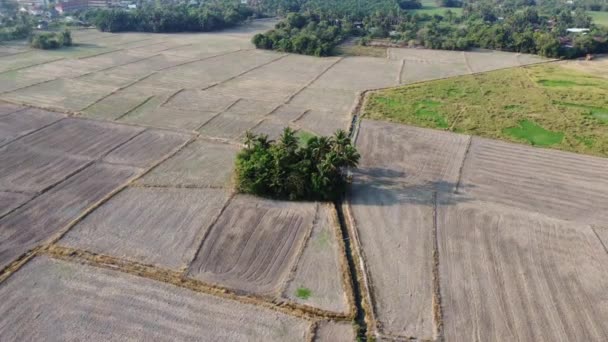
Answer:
[138,139,238,188]
[315,321,356,342]
[0,51,62,73]
[82,89,153,121]
[0,144,90,193]
[284,204,351,314]
[400,59,471,84]
[310,57,400,91]
[295,110,350,137]
[348,186,435,340]
[121,106,218,131]
[0,108,64,146]
[459,137,608,225]
[464,49,542,73]
[388,48,466,64]
[0,191,31,218]
[0,163,139,271]
[164,89,238,113]
[103,129,190,168]
[0,102,24,116]
[0,70,56,94]
[438,201,608,342]
[19,118,143,159]
[19,59,99,79]
[188,196,316,295]
[60,187,229,269]
[355,120,469,191]
[211,54,338,102]
[138,49,282,90]
[1,78,115,111]
[78,50,149,70]
[104,54,194,79]
[289,87,356,113]
[198,113,260,140]
[0,256,310,341]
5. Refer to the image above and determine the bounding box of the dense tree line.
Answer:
[29,30,72,49]
[235,128,360,201]
[0,0,33,42]
[252,0,607,58]
[252,12,351,56]
[91,2,254,33]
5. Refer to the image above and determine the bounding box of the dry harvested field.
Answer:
[0,256,311,341]
[0,19,571,341]
[348,119,608,340]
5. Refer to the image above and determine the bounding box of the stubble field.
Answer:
[2,18,604,342]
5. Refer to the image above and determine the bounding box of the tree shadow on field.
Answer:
[347,167,474,207]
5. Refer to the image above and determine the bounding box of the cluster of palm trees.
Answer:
[236,127,360,200]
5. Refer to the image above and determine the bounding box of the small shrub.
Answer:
[235,128,360,201]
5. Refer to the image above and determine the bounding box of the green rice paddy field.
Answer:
[364,64,608,156]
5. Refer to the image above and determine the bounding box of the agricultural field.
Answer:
[347,119,608,340]
[365,63,608,156]
[0,18,605,342]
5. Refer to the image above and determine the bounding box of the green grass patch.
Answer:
[296,129,316,146]
[554,101,608,122]
[295,287,312,299]
[590,11,608,27]
[502,120,564,146]
[411,0,463,15]
[364,64,608,156]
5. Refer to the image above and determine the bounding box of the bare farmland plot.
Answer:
[0,108,64,146]
[0,70,56,94]
[309,57,400,91]
[198,113,261,140]
[289,87,356,113]
[0,163,140,271]
[284,204,351,314]
[188,196,316,296]
[138,49,283,90]
[464,49,544,73]
[355,120,469,190]
[18,118,143,159]
[0,51,62,73]
[1,78,116,111]
[164,89,238,112]
[0,102,24,116]
[295,109,351,136]
[164,36,250,58]
[0,191,31,218]
[122,106,218,131]
[104,54,195,79]
[18,59,99,79]
[314,321,357,342]
[438,200,608,342]
[561,56,608,79]
[348,120,469,339]
[400,59,471,84]
[59,187,229,269]
[102,129,191,168]
[78,50,151,70]
[210,54,339,102]
[0,256,311,342]
[138,139,238,188]
[0,144,90,193]
[458,137,608,225]
[387,48,466,64]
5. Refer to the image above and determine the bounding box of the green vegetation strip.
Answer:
[364,64,608,156]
